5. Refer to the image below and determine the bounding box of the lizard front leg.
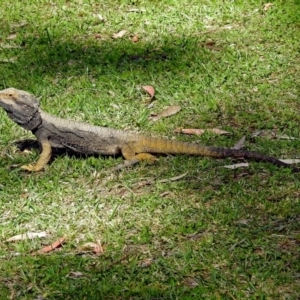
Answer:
[21,140,52,172]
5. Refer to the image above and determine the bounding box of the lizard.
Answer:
[0,87,299,172]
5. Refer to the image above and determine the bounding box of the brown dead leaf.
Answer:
[94,33,102,39]
[80,241,104,255]
[139,258,153,267]
[112,30,127,39]
[223,163,249,169]
[150,105,181,121]
[231,136,246,150]
[263,3,273,11]
[36,237,66,254]
[174,128,231,136]
[279,159,300,165]
[11,21,28,28]
[200,41,222,51]
[67,271,84,278]
[0,43,20,49]
[234,219,250,225]
[182,277,199,288]
[0,57,17,63]
[131,34,139,43]
[20,192,30,199]
[160,191,170,197]
[21,149,32,154]
[159,172,188,183]
[6,232,48,242]
[254,247,265,255]
[6,33,17,40]
[275,134,297,140]
[127,8,146,12]
[251,130,263,137]
[255,131,298,140]
[67,60,76,66]
[142,85,155,99]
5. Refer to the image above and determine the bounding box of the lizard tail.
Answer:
[138,137,300,172]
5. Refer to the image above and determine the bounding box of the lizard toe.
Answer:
[21,164,43,172]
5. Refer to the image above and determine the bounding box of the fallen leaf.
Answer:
[112,30,127,39]
[6,232,48,242]
[234,219,250,225]
[252,130,263,137]
[254,248,264,255]
[147,102,155,109]
[11,21,28,28]
[36,237,66,254]
[6,33,17,40]
[182,277,199,288]
[235,172,250,178]
[127,8,146,12]
[67,60,76,66]
[160,191,170,197]
[223,163,249,169]
[263,3,273,11]
[229,238,247,251]
[275,134,297,140]
[0,44,20,49]
[252,131,297,140]
[139,258,153,267]
[231,136,246,150]
[80,241,104,255]
[0,57,17,63]
[142,85,155,99]
[96,14,105,21]
[252,130,277,139]
[200,41,222,51]
[174,128,231,136]
[150,105,181,121]
[67,271,84,278]
[21,149,32,154]
[20,192,29,199]
[159,172,188,183]
[94,33,102,39]
[131,34,139,42]
[279,159,300,164]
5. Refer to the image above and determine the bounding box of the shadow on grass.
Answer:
[1,27,217,91]
[1,213,299,299]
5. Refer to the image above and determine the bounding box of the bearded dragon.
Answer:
[0,87,298,172]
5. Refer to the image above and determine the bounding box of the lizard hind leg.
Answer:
[121,145,158,164]
[112,146,157,171]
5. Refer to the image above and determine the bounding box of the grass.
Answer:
[1,0,300,299]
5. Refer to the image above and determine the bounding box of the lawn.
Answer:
[0,0,300,299]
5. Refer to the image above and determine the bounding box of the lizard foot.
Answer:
[21,164,44,172]
[112,159,140,171]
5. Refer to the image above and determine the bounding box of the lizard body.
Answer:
[0,87,299,172]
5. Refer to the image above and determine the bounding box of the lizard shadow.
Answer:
[14,139,122,165]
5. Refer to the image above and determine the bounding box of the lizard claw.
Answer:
[20,164,43,172]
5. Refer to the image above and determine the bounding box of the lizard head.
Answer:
[0,88,42,131]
